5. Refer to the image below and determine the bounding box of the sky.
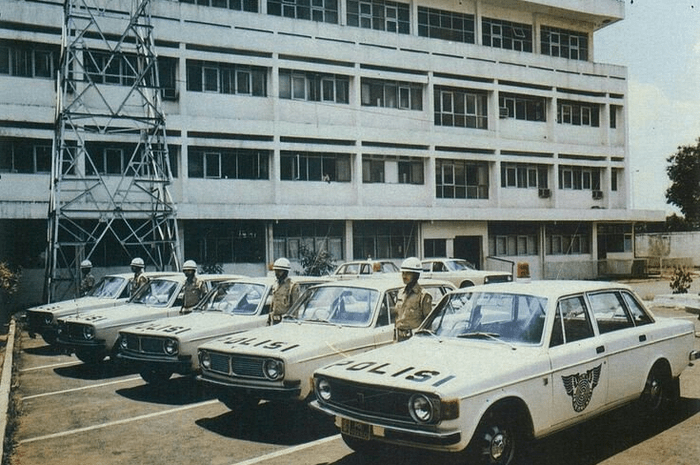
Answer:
[595,1,700,214]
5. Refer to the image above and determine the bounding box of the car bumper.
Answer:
[56,337,104,352]
[310,400,462,448]
[116,352,193,375]
[197,373,302,400]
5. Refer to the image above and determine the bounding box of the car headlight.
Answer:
[316,378,332,402]
[163,338,178,356]
[262,358,284,380]
[82,325,95,341]
[199,350,211,370]
[44,314,53,325]
[119,335,128,350]
[409,394,435,423]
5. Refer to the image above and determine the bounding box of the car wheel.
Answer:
[467,409,521,465]
[75,349,107,364]
[140,369,173,385]
[640,363,678,418]
[219,394,259,415]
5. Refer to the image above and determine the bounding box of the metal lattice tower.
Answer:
[45,0,180,302]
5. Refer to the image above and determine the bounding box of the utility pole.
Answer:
[46,0,180,302]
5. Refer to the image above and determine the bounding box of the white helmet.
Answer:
[182,260,197,271]
[130,257,145,268]
[400,257,423,273]
[80,259,92,268]
[273,257,291,271]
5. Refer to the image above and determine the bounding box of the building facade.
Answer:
[0,0,663,304]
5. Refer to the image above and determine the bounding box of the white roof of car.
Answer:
[462,280,633,299]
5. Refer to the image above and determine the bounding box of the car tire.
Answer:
[640,363,678,418]
[466,409,522,465]
[75,349,107,364]
[140,369,173,385]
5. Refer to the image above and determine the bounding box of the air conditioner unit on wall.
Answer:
[538,188,551,198]
[592,190,603,200]
[499,107,509,119]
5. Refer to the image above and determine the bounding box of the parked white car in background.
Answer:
[197,277,455,415]
[24,271,175,346]
[421,258,512,288]
[116,276,329,384]
[56,274,240,364]
[312,280,698,465]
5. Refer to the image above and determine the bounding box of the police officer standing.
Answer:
[79,259,95,297]
[181,260,206,314]
[393,257,432,341]
[268,258,299,325]
[130,257,148,297]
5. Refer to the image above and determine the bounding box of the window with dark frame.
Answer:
[280,151,351,182]
[499,93,546,122]
[434,86,488,129]
[417,7,475,44]
[0,40,59,79]
[187,147,270,180]
[435,159,489,199]
[361,78,423,110]
[541,26,588,61]
[267,0,338,23]
[557,100,600,127]
[347,0,410,34]
[482,17,532,52]
[279,69,349,104]
[186,60,267,96]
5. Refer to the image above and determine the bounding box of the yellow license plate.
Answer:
[341,418,371,440]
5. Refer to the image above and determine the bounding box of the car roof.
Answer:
[311,276,452,291]
[459,280,634,300]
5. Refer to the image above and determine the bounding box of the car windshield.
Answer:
[380,262,399,272]
[424,291,548,344]
[288,286,380,327]
[200,282,266,315]
[89,276,126,298]
[131,279,179,307]
[445,260,476,271]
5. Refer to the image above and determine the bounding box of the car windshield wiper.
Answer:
[414,328,439,339]
[457,332,516,350]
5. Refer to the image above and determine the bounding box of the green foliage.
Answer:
[666,138,700,229]
[669,266,693,294]
[0,262,21,297]
[298,243,336,276]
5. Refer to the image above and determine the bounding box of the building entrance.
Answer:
[454,236,482,269]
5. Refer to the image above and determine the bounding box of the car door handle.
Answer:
[596,345,605,354]
[639,334,647,342]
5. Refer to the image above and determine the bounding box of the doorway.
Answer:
[454,236,482,269]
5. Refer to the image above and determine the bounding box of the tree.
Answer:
[298,244,336,276]
[666,138,700,228]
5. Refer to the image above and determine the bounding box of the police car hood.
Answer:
[120,312,262,342]
[201,321,383,363]
[28,297,121,317]
[60,302,170,329]
[316,336,547,397]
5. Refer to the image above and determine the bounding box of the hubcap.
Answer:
[490,432,507,460]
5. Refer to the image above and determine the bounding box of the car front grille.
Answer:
[60,322,90,341]
[323,378,413,423]
[206,352,265,379]
[122,334,165,355]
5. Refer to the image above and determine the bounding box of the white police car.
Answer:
[311,280,699,464]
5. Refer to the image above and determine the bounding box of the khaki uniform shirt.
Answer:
[131,272,149,297]
[271,277,299,317]
[394,282,432,331]
[80,273,95,297]
[182,277,206,310]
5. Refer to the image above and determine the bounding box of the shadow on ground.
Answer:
[196,401,337,446]
[116,376,216,406]
[53,359,139,380]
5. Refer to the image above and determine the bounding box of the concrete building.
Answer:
[0,0,663,304]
